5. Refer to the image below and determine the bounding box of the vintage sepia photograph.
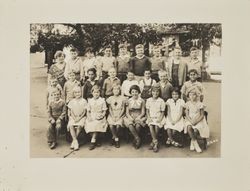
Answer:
[30,23,222,158]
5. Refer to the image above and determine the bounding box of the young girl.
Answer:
[165,88,185,147]
[48,50,66,88]
[124,85,146,149]
[85,85,108,150]
[185,90,209,153]
[47,90,66,149]
[106,85,127,148]
[67,86,88,151]
[46,76,63,107]
[63,71,81,104]
[146,84,166,152]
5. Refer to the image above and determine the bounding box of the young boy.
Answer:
[115,44,130,83]
[187,47,203,82]
[46,76,63,107]
[139,69,156,100]
[82,68,101,99]
[129,44,152,81]
[181,69,205,102]
[64,48,83,82]
[121,71,139,98]
[150,45,166,81]
[63,71,81,104]
[80,47,97,82]
[156,70,173,102]
[96,45,116,84]
[102,67,121,98]
[47,90,66,149]
[166,46,187,88]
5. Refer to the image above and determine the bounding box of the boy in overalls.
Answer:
[139,69,156,100]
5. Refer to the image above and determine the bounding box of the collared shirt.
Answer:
[82,79,100,99]
[146,97,165,118]
[157,81,173,101]
[115,55,130,73]
[63,80,81,103]
[129,56,152,76]
[139,78,156,92]
[48,99,66,120]
[150,56,166,72]
[187,58,202,77]
[181,80,205,99]
[98,56,116,72]
[102,77,121,97]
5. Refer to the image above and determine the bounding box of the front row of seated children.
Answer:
[47,70,209,153]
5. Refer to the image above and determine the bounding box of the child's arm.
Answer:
[157,111,164,123]
[102,80,107,97]
[136,100,146,119]
[63,83,67,102]
[125,104,133,121]
[63,63,69,80]
[57,104,66,122]
[46,90,49,107]
[167,104,174,125]
[173,106,184,124]
[146,109,152,123]
[185,107,194,125]
[118,104,125,119]
[193,108,205,125]
[48,104,55,124]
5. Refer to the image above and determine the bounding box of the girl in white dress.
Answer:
[85,85,108,150]
[67,86,87,151]
[146,84,166,152]
[106,85,127,148]
[185,90,209,153]
[165,88,185,147]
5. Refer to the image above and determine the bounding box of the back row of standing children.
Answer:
[46,43,208,153]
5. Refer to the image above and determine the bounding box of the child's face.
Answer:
[53,91,60,101]
[88,71,96,81]
[104,48,112,56]
[70,51,78,59]
[92,90,100,99]
[119,48,127,55]
[189,72,198,82]
[113,87,120,96]
[69,73,76,81]
[108,69,117,78]
[131,89,139,98]
[172,91,179,100]
[174,49,182,58]
[190,50,198,59]
[189,92,197,101]
[57,54,65,63]
[153,48,161,57]
[136,48,144,56]
[152,89,160,98]
[74,89,82,98]
[144,71,151,79]
[86,52,93,58]
[50,79,58,87]
[159,73,168,82]
[127,72,134,81]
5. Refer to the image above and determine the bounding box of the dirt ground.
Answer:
[30,59,221,158]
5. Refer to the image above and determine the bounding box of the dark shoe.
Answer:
[135,138,141,149]
[50,142,57,149]
[153,142,159,153]
[110,139,115,146]
[89,143,96,150]
[115,140,120,148]
[148,142,154,150]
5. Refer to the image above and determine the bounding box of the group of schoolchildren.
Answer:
[46,43,209,153]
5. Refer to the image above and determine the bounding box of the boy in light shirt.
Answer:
[121,71,139,98]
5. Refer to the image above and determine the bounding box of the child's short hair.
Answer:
[54,50,65,59]
[108,67,116,73]
[70,47,78,53]
[187,89,198,97]
[112,84,121,93]
[49,75,58,81]
[151,84,161,94]
[85,47,94,54]
[129,85,141,94]
[127,70,134,75]
[153,45,160,50]
[135,44,144,49]
[68,70,76,76]
[87,68,97,75]
[118,44,127,49]
[190,47,198,52]
[188,69,198,75]
[174,46,182,51]
[158,70,167,77]
[104,45,112,50]
[171,87,181,96]
[91,85,101,93]
[144,69,152,73]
